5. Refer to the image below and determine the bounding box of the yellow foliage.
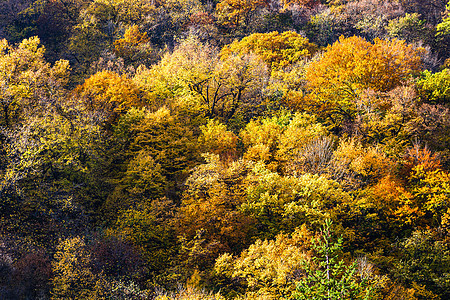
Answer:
[215,225,314,298]
[240,113,329,172]
[0,36,70,127]
[216,0,269,27]
[410,165,450,227]
[113,25,154,64]
[280,0,318,9]
[199,119,238,160]
[332,138,393,186]
[276,113,329,168]
[410,282,441,300]
[51,237,107,300]
[134,36,268,122]
[240,118,277,146]
[373,276,418,300]
[177,155,254,257]
[114,25,149,52]
[220,31,317,70]
[155,285,225,300]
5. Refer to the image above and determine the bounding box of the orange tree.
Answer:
[75,70,143,127]
[302,36,423,130]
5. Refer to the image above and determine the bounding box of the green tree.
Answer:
[417,68,450,104]
[294,219,374,300]
[108,198,177,279]
[393,229,450,299]
[387,13,431,44]
[68,0,153,72]
[242,163,352,240]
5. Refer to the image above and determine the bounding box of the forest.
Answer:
[0,0,450,299]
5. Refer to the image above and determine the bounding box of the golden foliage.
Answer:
[216,0,270,27]
[215,225,314,298]
[220,31,317,70]
[51,237,106,300]
[199,119,238,160]
[303,36,424,126]
[76,70,142,124]
[155,285,225,300]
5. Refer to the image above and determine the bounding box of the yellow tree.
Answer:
[239,112,330,173]
[0,36,70,127]
[303,36,424,128]
[198,119,238,160]
[177,154,254,255]
[101,107,197,220]
[135,36,268,123]
[216,0,270,28]
[220,31,317,70]
[214,225,314,299]
[51,237,106,299]
[280,0,319,9]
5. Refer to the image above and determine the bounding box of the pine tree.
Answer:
[294,219,374,300]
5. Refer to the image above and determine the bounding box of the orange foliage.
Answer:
[402,144,442,176]
[114,25,150,58]
[303,36,424,126]
[76,70,142,124]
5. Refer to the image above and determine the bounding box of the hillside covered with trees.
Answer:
[1,0,450,299]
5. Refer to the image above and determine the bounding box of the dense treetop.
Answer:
[0,0,450,299]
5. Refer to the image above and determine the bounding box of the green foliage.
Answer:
[109,198,177,276]
[69,0,153,70]
[436,1,450,36]
[393,229,450,299]
[387,13,429,43]
[417,69,450,104]
[2,3,450,299]
[294,219,374,300]
[101,106,197,219]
